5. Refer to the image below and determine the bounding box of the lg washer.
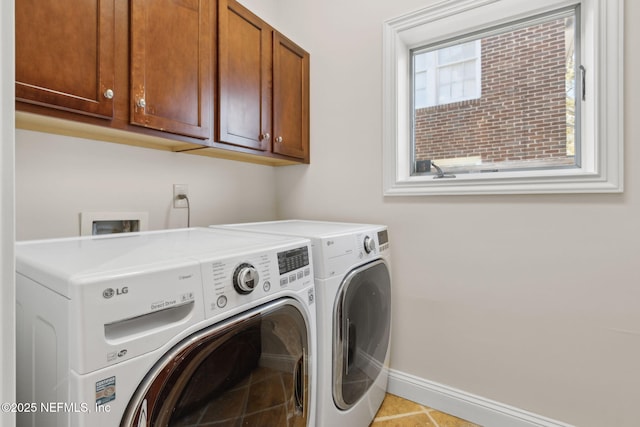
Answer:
[16,227,316,426]
[213,220,392,427]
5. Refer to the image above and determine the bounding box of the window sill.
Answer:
[385,168,622,196]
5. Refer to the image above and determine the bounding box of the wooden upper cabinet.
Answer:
[217,0,272,151]
[15,0,116,118]
[16,0,309,165]
[130,0,212,139]
[217,0,310,162]
[273,33,310,162]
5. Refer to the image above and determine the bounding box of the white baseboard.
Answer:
[387,369,574,427]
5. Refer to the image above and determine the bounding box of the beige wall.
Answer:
[273,0,640,426]
[15,130,279,240]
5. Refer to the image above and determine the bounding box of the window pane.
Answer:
[414,53,427,71]
[437,40,476,64]
[412,10,577,175]
[414,68,428,109]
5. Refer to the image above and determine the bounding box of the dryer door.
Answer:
[121,298,310,427]
[333,259,391,409]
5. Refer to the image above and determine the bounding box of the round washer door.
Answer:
[333,259,391,409]
[121,298,310,427]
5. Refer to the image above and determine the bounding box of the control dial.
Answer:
[233,263,259,294]
[363,236,376,254]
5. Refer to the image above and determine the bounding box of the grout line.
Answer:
[425,408,441,427]
[373,410,427,422]
[372,404,444,427]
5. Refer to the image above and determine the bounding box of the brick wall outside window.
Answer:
[414,19,572,167]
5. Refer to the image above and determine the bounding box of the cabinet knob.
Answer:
[261,132,270,141]
[103,89,114,99]
[137,98,146,108]
[275,136,283,143]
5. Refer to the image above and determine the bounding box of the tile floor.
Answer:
[370,393,482,427]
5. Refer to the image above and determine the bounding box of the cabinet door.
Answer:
[218,0,271,151]
[15,0,115,118]
[130,0,212,139]
[273,33,310,162]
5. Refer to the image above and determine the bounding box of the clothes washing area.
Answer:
[15,220,391,426]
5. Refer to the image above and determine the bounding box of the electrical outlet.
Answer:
[173,184,189,208]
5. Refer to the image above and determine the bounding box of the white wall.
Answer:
[15,130,279,240]
[0,0,15,426]
[274,0,640,426]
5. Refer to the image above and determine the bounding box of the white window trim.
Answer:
[382,0,623,196]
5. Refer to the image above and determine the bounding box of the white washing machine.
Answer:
[16,227,316,427]
[214,220,392,427]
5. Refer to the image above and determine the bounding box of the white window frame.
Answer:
[382,0,623,196]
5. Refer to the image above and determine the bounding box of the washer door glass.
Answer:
[333,259,391,409]
[121,298,310,427]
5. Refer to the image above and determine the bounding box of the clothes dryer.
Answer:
[16,228,316,427]
[214,220,392,427]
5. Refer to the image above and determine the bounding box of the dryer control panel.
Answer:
[313,226,390,279]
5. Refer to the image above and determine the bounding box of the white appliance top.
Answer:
[215,220,389,279]
[216,220,383,238]
[16,227,308,298]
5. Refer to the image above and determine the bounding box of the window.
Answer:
[413,10,577,175]
[383,0,623,195]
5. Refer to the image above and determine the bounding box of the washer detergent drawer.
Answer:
[121,298,311,427]
[70,261,205,374]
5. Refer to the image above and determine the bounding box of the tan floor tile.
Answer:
[371,413,436,427]
[428,409,483,427]
[371,394,483,427]
[375,393,426,418]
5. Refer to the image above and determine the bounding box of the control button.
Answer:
[233,263,259,294]
[364,236,376,254]
[280,277,288,287]
[263,281,271,292]
[217,295,228,308]
[297,271,304,280]
[304,268,310,277]
[289,274,296,283]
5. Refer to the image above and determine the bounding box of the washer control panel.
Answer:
[201,243,313,318]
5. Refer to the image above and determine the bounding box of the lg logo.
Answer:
[102,287,129,299]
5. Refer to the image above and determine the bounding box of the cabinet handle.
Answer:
[261,132,270,141]
[103,89,114,99]
[275,136,283,143]
[137,98,146,108]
